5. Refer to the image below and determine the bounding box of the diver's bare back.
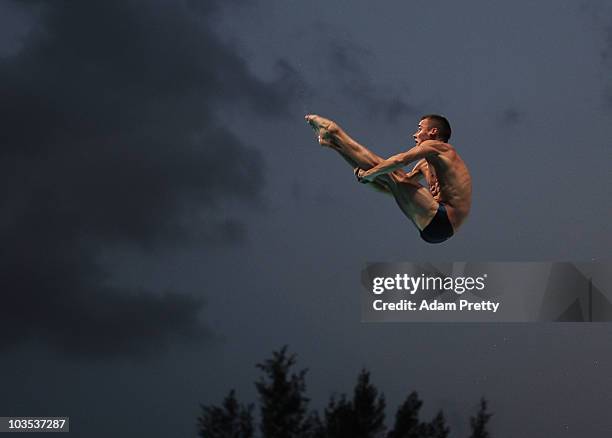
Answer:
[418,144,472,231]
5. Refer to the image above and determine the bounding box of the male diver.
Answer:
[305,114,472,244]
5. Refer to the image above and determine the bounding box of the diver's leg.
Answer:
[306,114,406,188]
[305,114,439,231]
[323,143,390,194]
[306,114,388,169]
[387,179,439,230]
[330,131,440,229]
[314,118,439,228]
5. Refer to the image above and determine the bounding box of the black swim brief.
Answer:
[419,203,454,244]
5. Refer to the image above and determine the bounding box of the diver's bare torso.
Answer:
[410,145,472,231]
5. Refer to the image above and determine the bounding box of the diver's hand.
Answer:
[354,168,372,183]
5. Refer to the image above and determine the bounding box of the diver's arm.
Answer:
[404,159,426,184]
[358,141,446,182]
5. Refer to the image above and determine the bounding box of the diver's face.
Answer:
[413,118,437,145]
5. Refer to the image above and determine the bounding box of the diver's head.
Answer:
[413,114,451,145]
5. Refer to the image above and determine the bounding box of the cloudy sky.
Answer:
[1,0,611,436]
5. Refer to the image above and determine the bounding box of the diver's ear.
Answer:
[429,127,439,139]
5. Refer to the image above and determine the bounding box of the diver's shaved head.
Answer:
[421,114,452,142]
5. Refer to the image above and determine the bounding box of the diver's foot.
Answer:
[305,114,341,148]
[305,114,340,133]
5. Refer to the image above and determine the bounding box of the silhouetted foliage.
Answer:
[424,411,449,438]
[325,395,356,438]
[352,370,386,438]
[197,389,254,438]
[197,348,493,438]
[469,398,492,438]
[255,346,311,438]
[302,411,326,438]
[387,391,423,438]
[388,393,450,438]
[324,369,386,438]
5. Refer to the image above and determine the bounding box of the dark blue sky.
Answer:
[1,0,611,437]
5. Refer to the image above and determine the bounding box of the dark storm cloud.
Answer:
[498,107,524,126]
[601,24,612,108]
[601,25,612,62]
[0,0,299,357]
[583,1,612,110]
[328,41,417,122]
